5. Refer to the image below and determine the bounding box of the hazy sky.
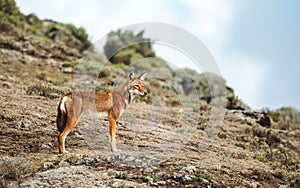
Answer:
[15,0,300,110]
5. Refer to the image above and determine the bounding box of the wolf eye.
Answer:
[134,85,139,88]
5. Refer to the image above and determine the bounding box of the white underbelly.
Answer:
[84,110,108,119]
[97,112,108,118]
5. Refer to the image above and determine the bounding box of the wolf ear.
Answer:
[138,72,147,81]
[129,71,135,81]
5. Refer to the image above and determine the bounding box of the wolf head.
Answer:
[128,72,147,96]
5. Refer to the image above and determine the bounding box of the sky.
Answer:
[15,0,300,110]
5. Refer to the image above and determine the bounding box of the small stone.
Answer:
[143,167,153,174]
[59,161,69,167]
[14,121,29,129]
[111,180,140,188]
[48,143,54,148]
[210,180,220,186]
[41,144,50,149]
[243,180,262,188]
[43,127,53,133]
[83,155,97,166]
[63,67,74,74]
[180,165,197,174]
[134,158,142,165]
[43,162,54,170]
[19,183,28,187]
[95,182,105,186]
[124,156,135,163]
[3,82,12,88]
[150,182,158,186]
[0,75,7,81]
[172,172,181,180]
[279,185,288,188]
[157,181,166,186]
[116,153,126,160]
[144,176,153,183]
[183,175,192,182]
[114,171,127,179]
[32,112,45,119]
[200,178,209,184]
[111,181,121,188]
[185,185,195,188]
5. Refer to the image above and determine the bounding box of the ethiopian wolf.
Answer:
[56,72,147,153]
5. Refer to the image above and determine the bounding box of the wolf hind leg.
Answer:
[108,111,118,152]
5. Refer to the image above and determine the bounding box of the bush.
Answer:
[0,0,19,15]
[104,30,155,64]
[269,107,300,130]
[26,84,66,99]
[0,156,30,187]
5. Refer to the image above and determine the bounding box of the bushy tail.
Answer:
[56,97,67,133]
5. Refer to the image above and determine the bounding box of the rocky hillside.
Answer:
[0,0,299,187]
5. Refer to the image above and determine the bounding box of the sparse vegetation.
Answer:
[104,30,155,64]
[269,107,300,130]
[35,71,47,80]
[0,157,30,187]
[26,84,66,99]
[0,1,299,187]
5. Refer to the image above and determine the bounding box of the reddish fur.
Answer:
[56,72,147,153]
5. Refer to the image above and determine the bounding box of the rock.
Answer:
[144,176,153,183]
[58,161,69,167]
[40,144,51,150]
[111,180,144,188]
[124,156,135,163]
[279,185,288,188]
[100,172,110,180]
[183,175,192,182]
[9,166,115,187]
[48,143,54,148]
[114,171,127,179]
[83,155,98,166]
[0,75,7,81]
[43,162,54,170]
[157,181,166,186]
[180,165,197,174]
[257,113,271,127]
[150,182,158,186]
[63,67,74,74]
[185,185,195,188]
[43,127,53,133]
[170,172,182,180]
[14,121,29,129]
[142,167,153,174]
[3,81,12,88]
[243,180,262,188]
[200,178,209,184]
[210,180,220,187]
[31,112,45,119]
[134,158,143,165]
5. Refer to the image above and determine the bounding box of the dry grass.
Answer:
[0,157,30,187]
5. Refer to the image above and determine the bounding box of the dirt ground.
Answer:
[0,48,299,188]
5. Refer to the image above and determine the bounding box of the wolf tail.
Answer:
[56,96,68,133]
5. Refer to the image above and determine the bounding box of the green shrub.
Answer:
[0,0,19,15]
[35,71,47,80]
[26,84,66,99]
[270,107,300,130]
[104,30,155,64]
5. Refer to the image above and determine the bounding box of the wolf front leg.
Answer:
[108,111,118,152]
[58,119,78,153]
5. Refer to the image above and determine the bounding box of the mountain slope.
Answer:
[0,1,299,187]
